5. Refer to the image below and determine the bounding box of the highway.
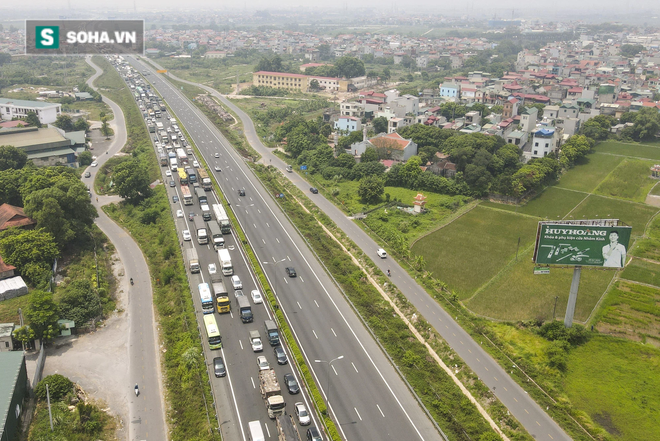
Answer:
[120,58,444,441]
[140,59,573,441]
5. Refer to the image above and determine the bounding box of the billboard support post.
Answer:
[564,266,582,328]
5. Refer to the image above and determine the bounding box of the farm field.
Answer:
[556,153,624,192]
[619,258,660,287]
[564,335,660,440]
[481,186,585,220]
[567,195,657,237]
[411,206,539,298]
[465,250,614,321]
[595,140,660,161]
[594,158,657,202]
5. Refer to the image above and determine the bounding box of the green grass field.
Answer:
[595,140,660,161]
[631,213,660,260]
[465,249,614,321]
[412,206,539,298]
[595,159,658,202]
[567,195,658,237]
[620,258,660,287]
[592,280,660,344]
[557,153,625,192]
[481,187,586,220]
[564,335,660,440]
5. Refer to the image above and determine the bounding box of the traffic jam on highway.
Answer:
[111,57,323,441]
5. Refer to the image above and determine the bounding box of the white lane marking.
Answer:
[300,277,304,283]
[287,256,291,261]
[264,423,271,437]
[250,377,255,389]
[262,239,266,244]
[297,301,302,310]
[355,407,362,421]
[253,223,257,228]
[266,222,270,228]
[276,238,280,243]
[283,278,288,285]
[331,328,337,337]
[377,404,385,417]
[352,362,359,373]
[332,365,338,376]
[141,62,424,440]
[312,329,318,339]
[314,300,320,308]
[239,340,243,350]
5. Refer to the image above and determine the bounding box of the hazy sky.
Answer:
[3,0,660,20]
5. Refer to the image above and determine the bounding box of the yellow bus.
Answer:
[203,315,222,350]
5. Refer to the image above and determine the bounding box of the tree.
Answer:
[398,156,423,188]
[0,228,59,285]
[309,79,320,91]
[24,290,60,342]
[360,146,379,163]
[78,151,93,166]
[24,174,98,250]
[381,68,391,82]
[629,107,660,141]
[73,117,90,132]
[620,44,645,58]
[100,116,111,139]
[24,111,41,128]
[372,116,388,135]
[0,145,28,171]
[317,44,333,61]
[53,114,74,132]
[357,175,385,203]
[113,159,151,202]
[333,153,356,169]
[59,280,103,326]
[334,56,365,78]
[35,374,73,401]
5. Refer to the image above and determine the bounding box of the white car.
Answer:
[376,248,387,258]
[208,263,217,275]
[165,170,172,177]
[214,152,219,158]
[90,161,98,167]
[193,160,199,168]
[170,117,176,123]
[182,230,191,241]
[231,275,242,290]
[257,356,269,371]
[295,402,311,426]
[176,209,183,218]
[251,290,263,304]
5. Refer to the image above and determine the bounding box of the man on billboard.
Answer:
[602,230,627,268]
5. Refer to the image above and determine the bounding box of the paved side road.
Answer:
[45,57,168,441]
[141,58,571,441]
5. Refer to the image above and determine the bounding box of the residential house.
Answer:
[521,107,538,132]
[340,101,364,118]
[527,127,560,160]
[502,97,519,119]
[0,324,14,352]
[439,83,460,99]
[334,116,361,132]
[350,132,418,162]
[0,204,36,232]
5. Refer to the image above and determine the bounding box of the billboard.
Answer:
[533,220,631,268]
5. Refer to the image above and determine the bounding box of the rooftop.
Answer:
[0,97,60,109]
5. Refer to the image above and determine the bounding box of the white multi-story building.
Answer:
[0,98,61,125]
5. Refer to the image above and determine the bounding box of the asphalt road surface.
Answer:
[126,57,445,441]
[85,57,168,441]
[141,58,572,441]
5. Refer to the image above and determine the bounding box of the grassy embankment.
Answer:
[91,56,217,441]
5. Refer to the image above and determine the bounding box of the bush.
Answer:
[538,320,589,346]
[35,374,73,401]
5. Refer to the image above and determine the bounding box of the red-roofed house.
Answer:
[349,132,418,162]
[0,204,36,232]
[0,255,15,280]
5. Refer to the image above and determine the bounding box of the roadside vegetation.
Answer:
[29,374,118,441]
[91,56,217,440]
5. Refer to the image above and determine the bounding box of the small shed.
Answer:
[0,278,28,302]
[0,325,14,352]
[57,320,75,337]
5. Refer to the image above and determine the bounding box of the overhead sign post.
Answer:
[533,220,631,327]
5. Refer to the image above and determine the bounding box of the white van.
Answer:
[248,420,264,441]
